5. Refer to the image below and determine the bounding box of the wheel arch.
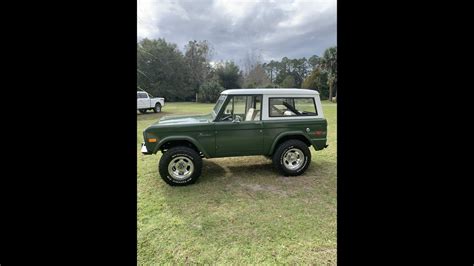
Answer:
[153,136,209,158]
[268,131,312,155]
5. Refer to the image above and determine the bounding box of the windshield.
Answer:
[212,95,227,117]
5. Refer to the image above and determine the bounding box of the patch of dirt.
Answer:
[238,183,290,197]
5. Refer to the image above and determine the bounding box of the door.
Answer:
[214,95,263,157]
[137,92,148,109]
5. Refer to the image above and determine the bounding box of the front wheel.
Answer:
[154,103,161,113]
[272,140,311,176]
[138,109,147,114]
[159,146,202,186]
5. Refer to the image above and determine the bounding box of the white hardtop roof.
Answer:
[221,88,319,95]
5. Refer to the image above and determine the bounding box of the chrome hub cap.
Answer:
[168,156,194,180]
[282,148,304,170]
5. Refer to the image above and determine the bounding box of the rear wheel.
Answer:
[272,140,311,176]
[159,146,202,186]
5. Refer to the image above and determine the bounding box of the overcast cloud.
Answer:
[137,0,336,64]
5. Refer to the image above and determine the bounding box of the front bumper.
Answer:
[141,143,152,155]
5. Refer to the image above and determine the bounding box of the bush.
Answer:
[197,81,225,103]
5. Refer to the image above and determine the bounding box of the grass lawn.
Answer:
[137,101,337,264]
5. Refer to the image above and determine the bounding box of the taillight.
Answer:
[314,131,326,136]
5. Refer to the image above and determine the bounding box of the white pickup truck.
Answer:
[137,91,165,113]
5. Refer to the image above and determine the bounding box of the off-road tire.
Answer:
[159,146,202,186]
[272,139,311,176]
[138,109,147,114]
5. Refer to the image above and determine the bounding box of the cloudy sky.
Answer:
[137,0,336,64]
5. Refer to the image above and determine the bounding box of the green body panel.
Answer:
[143,114,216,157]
[214,121,263,156]
[143,114,327,158]
[263,118,328,155]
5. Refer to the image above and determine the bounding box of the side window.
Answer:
[138,93,147,99]
[269,98,294,116]
[223,97,233,116]
[244,95,262,121]
[269,97,317,117]
[294,98,317,115]
[233,96,247,119]
[218,95,262,122]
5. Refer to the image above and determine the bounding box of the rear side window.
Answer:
[269,97,317,117]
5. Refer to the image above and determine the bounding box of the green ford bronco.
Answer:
[141,88,328,186]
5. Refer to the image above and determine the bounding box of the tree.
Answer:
[137,38,194,101]
[263,60,278,84]
[214,61,243,89]
[137,38,335,102]
[290,57,308,88]
[308,55,322,71]
[184,40,213,95]
[244,63,270,88]
[302,68,329,99]
[197,81,224,103]
[321,46,337,102]
[242,49,263,76]
[281,75,295,88]
[274,58,287,85]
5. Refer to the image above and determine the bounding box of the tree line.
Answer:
[137,38,337,102]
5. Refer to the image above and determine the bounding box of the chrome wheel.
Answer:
[168,156,194,180]
[282,148,304,170]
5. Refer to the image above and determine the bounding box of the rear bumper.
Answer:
[141,143,152,155]
[311,138,329,151]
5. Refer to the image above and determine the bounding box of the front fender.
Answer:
[153,136,210,158]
